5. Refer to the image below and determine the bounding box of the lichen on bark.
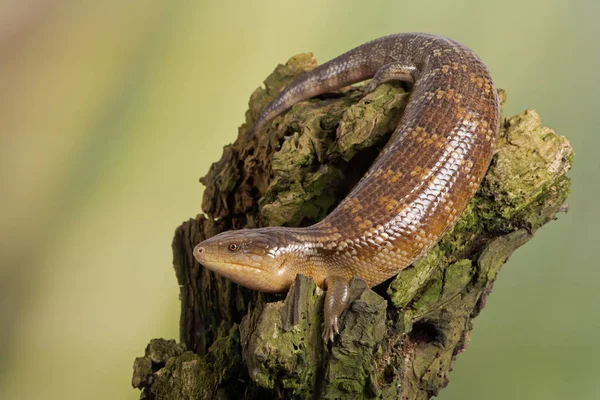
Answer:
[132,53,573,399]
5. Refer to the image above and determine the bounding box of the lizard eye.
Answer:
[227,243,240,252]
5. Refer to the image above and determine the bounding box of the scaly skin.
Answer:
[194,33,500,342]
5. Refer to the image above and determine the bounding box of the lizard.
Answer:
[193,33,500,342]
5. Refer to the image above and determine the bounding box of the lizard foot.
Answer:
[323,276,349,344]
[322,316,340,343]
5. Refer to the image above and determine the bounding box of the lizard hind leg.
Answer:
[364,61,419,94]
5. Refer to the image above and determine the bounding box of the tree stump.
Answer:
[132,53,573,399]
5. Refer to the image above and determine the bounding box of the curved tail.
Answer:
[249,43,382,139]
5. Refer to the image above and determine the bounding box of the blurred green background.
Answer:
[0,0,598,399]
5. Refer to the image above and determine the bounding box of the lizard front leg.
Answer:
[323,275,350,343]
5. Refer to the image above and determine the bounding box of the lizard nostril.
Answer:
[194,246,206,260]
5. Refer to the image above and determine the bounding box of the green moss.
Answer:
[478,109,573,231]
[336,83,408,160]
[132,339,187,390]
[132,328,255,399]
[145,338,186,364]
[476,230,531,285]
[261,163,344,226]
[412,271,443,312]
[388,247,445,309]
[438,201,482,258]
[442,259,473,299]
[242,276,322,397]
[146,351,205,399]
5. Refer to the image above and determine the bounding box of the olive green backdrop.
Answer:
[0,1,597,399]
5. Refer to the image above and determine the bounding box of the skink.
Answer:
[193,33,500,342]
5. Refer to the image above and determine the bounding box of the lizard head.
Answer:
[193,227,299,293]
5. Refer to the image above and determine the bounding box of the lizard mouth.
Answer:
[200,259,264,274]
[201,260,294,293]
[194,247,264,272]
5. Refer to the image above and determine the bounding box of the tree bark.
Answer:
[132,53,573,399]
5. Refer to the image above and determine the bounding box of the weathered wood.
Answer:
[132,53,573,399]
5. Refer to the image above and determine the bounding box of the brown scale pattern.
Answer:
[195,33,499,295]
[269,33,499,287]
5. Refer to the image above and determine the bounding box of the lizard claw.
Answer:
[322,316,340,343]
